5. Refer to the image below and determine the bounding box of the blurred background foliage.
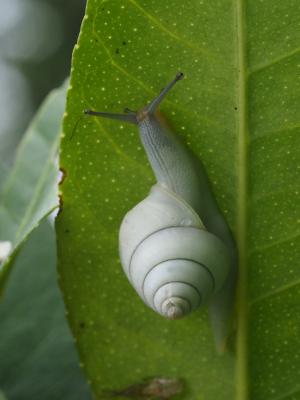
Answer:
[0,0,85,181]
[0,221,91,399]
[0,1,91,398]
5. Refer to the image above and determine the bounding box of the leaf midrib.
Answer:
[15,138,58,243]
[235,1,249,400]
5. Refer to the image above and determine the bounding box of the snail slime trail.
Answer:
[85,73,237,351]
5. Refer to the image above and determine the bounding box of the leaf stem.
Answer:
[235,0,249,399]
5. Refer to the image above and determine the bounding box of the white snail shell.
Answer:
[119,185,231,319]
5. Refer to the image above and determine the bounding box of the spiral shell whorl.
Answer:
[130,229,223,318]
[162,297,190,320]
[119,185,231,319]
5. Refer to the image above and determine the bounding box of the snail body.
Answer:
[86,73,237,349]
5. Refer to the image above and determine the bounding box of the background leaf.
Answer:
[0,391,7,400]
[0,221,90,400]
[0,81,67,290]
[57,1,300,399]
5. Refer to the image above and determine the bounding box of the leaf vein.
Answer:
[90,29,219,128]
[250,47,300,74]
[270,386,300,400]
[127,0,212,57]
[88,117,150,174]
[250,231,300,255]
[250,124,300,142]
[250,279,300,306]
[235,0,249,399]
[14,136,59,242]
[251,185,300,202]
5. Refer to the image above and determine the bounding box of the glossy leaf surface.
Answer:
[57,1,300,399]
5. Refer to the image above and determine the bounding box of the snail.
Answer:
[85,73,237,350]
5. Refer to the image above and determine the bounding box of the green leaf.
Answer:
[0,81,67,290]
[0,222,90,400]
[56,1,300,399]
[0,391,7,400]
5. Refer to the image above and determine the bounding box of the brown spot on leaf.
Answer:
[103,377,184,399]
[57,194,64,216]
[59,167,67,185]
[79,321,85,329]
